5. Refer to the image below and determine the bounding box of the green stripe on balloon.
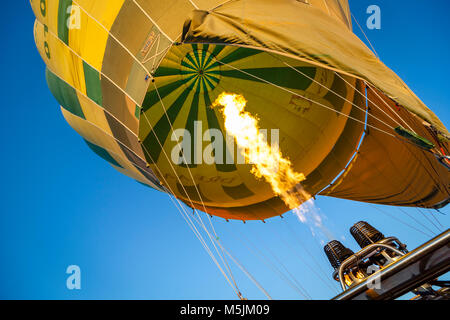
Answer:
[220,67,316,91]
[323,74,348,115]
[142,76,196,110]
[57,0,73,45]
[178,92,200,169]
[46,68,85,119]
[143,86,192,163]
[83,61,103,106]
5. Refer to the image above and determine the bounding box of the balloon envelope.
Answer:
[31,0,450,220]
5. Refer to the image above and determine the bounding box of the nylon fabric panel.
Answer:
[182,0,448,135]
[139,43,362,219]
[323,87,450,208]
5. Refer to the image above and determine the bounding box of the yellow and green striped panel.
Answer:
[139,43,361,214]
[32,0,368,219]
[31,0,168,192]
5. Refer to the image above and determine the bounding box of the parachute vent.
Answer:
[324,240,354,270]
[350,221,385,249]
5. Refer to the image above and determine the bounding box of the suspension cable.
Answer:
[148,84,242,294]
[351,12,380,59]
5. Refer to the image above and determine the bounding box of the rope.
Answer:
[351,12,380,59]
[230,228,312,299]
[72,0,155,80]
[371,205,433,238]
[398,208,436,236]
[220,243,273,300]
[148,168,242,298]
[138,139,241,296]
[258,18,417,134]
[131,0,174,42]
[148,80,330,297]
[212,57,398,139]
[184,207,243,296]
[265,49,425,160]
[251,232,313,299]
[149,83,242,293]
[43,11,243,295]
[187,0,199,10]
[152,33,184,72]
[212,0,235,11]
[335,73,416,133]
[416,208,443,233]
[366,84,416,133]
[349,12,420,134]
[214,53,446,215]
[427,209,445,230]
[57,107,240,296]
[140,111,243,298]
[275,58,446,229]
[273,223,340,294]
[55,2,262,298]
[48,2,447,296]
[276,56,417,137]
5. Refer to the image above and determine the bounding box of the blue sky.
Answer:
[0,1,448,300]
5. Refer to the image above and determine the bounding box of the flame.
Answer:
[213,93,336,243]
[213,93,310,211]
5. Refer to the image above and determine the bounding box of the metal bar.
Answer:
[332,229,450,300]
[338,242,405,290]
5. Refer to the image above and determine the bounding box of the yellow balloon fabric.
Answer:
[31,0,449,220]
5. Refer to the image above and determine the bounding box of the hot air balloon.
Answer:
[31,0,449,221]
